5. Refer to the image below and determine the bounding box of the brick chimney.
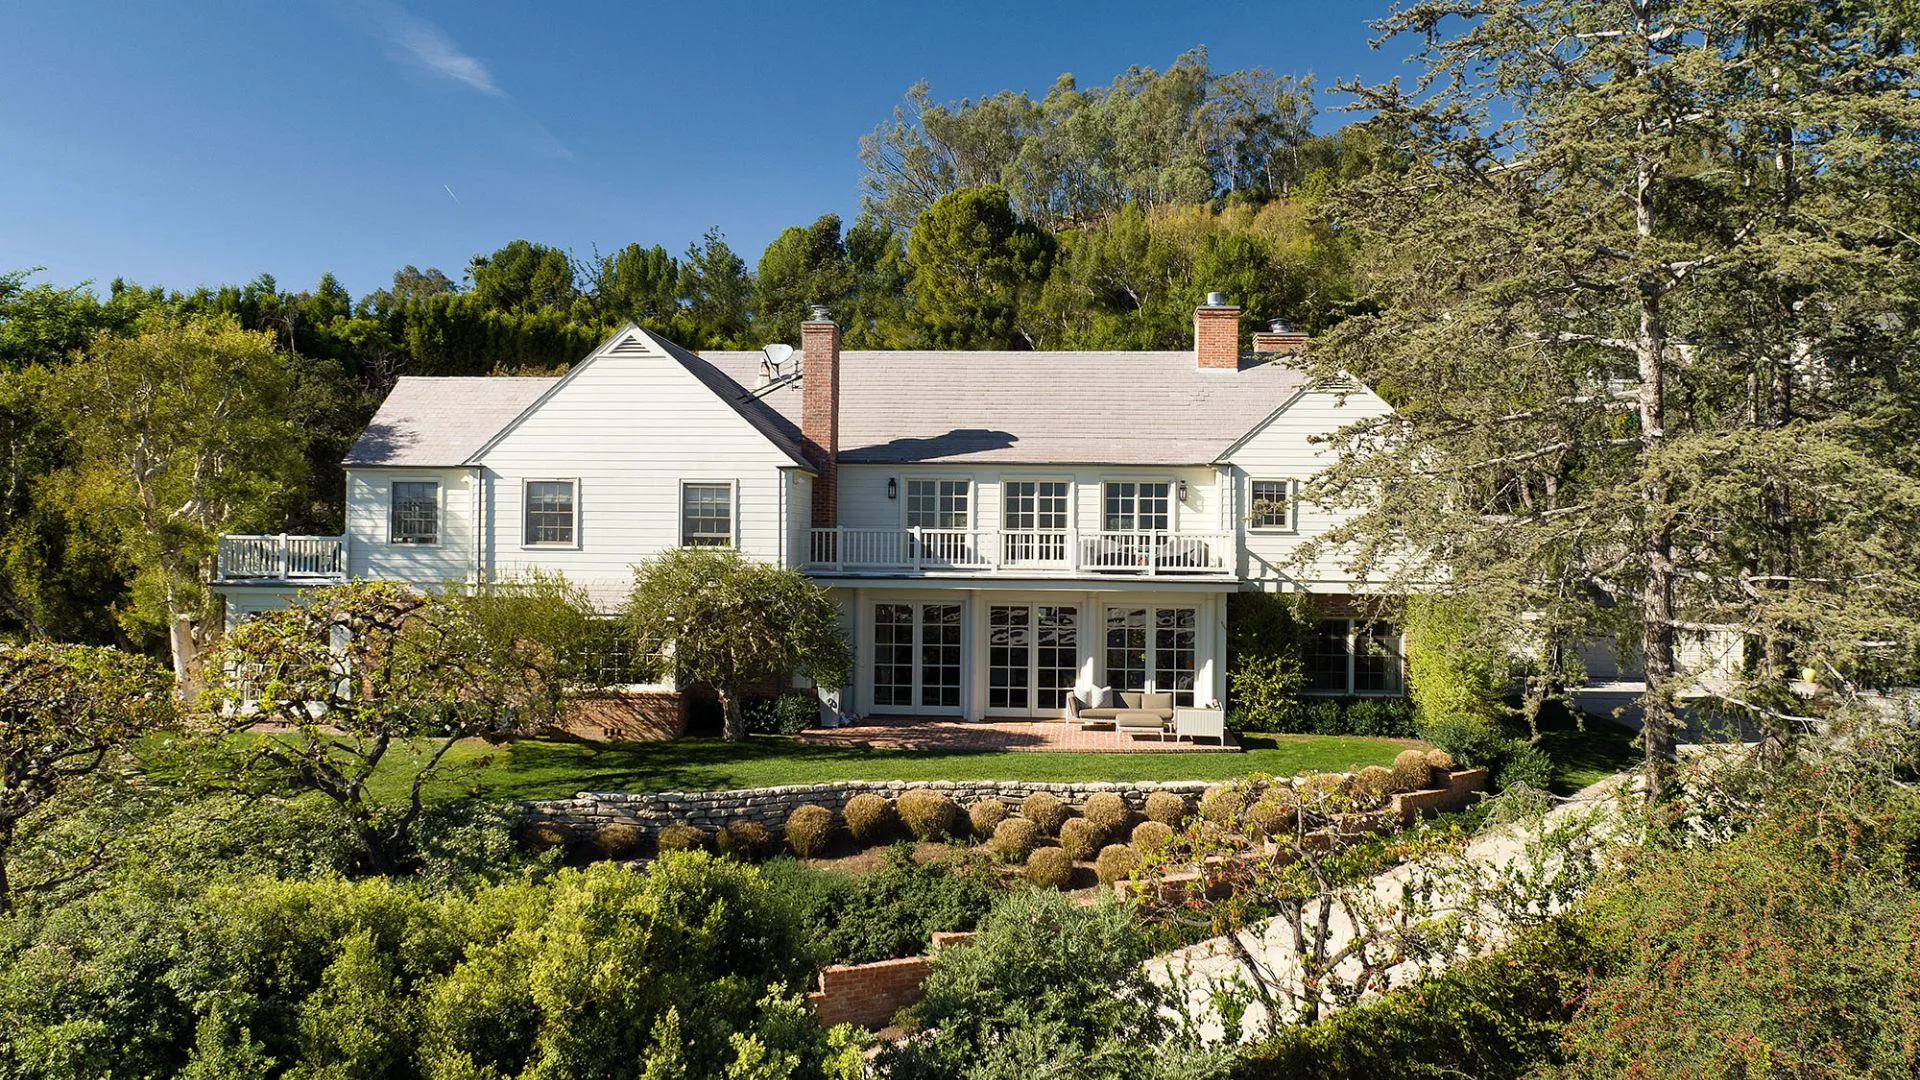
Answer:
[801,304,840,528]
[1194,291,1242,370]
[1252,318,1308,356]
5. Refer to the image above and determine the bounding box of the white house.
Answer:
[211,295,1402,723]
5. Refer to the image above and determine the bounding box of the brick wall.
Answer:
[1251,329,1308,355]
[554,693,686,742]
[808,955,935,1029]
[801,316,840,528]
[1194,304,1242,369]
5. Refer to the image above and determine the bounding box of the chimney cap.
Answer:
[1269,317,1296,334]
[1204,291,1230,308]
[806,304,833,323]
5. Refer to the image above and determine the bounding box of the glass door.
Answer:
[1002,481,1070,565]
[872,601,965,715]
[989,603,1082,717]
[1102,604,1199,705]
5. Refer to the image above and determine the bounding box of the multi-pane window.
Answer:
[988,605,1033,711]
[873,604,914,708]
[1307,619,1406,695]
[1105,607,1149,692]
[905,479,970,529]
[1103,481,1171,532]
[1353,622,1405,695]
[1249,479,1292,530]
[524,480,577,546]
[1035,606,1079,711]
[680,483,733,546]
[389,481,439,545]
[1002,480,1069,563]
[919,604,963,708]
[1154,607,1198,705]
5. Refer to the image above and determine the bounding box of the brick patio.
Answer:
[793,716,1239,753]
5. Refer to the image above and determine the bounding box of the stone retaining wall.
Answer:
[529,778,1215,839]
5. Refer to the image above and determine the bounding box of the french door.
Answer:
[987,604,1080,716]
[1102,605,1199,705]
[1001,481,1070,566]
[872,602,964,714]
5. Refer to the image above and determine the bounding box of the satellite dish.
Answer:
[761,343,795,371]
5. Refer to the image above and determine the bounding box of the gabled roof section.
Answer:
[699,350,1314,466]
[342,376,554,467]
[453,325,813,470]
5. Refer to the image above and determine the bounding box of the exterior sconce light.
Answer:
[887,477,898,500]
[1177,479,1189,502]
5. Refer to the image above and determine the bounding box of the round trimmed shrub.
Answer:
[522,821,570,852]
[843,793,899,846]
[592,822,645,859]
[1025,846,1073,889]
[1391,749,1434,792]
[1425,748,1457,772]
[1247,790,1299,837]
[1021,791,1069,835]
[991,816,1040,861]
[716,819,774,861]
[1059,817,1103,861]
[1131,820,1175,855]
[967,798,1009,839]
[1143,791,1188,826]
[1352,766,1396,806]
[898,788,960,840]
[1082,792,1131,833]
[784,804,834,858]
[1095,843,1139,885]
[1296,772,1349,808]
[655,823,707,852]
[1200,785,1245,825]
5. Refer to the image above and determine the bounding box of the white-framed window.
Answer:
[1306,619,1405,696]
[523,479,578,547]
[905,478,970,529]
[680,482,735,547]
[1001,479,1070,564]
[388,480,440,545]
[1102,604,1200,706]
[1103,480,1172,532]
[1248,478,1294,530]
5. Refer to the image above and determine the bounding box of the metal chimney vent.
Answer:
[809,304,832,322]
[1205,291,1228,307]
[1270,318,1295,334]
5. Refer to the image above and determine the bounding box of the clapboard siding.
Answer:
[475,332,799,610]
[1224,384,1395,588]
[345,467,477,586]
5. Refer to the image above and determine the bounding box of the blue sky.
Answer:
[1,1,1407,299]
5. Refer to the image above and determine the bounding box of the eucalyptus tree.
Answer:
[1305,0,1920,798]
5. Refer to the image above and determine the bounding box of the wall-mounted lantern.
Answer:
[1177,478,1189,503]
[887,477,898,500]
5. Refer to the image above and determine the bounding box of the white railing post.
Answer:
[910,526,922,571]
[278,533,290,578]
[832,528,843,573]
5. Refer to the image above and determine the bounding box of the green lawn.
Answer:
[380,733,1425,804]
[1536,705,1641,794]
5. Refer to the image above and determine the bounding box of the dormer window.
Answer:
[389,481,439,545]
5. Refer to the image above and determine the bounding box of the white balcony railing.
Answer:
[216,534,347,582]
[806,528,1231,576]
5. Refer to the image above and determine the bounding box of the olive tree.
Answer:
[624,547,852,742]
[202,576,594,872]
[0,642,173,912]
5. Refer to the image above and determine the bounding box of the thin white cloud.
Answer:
[354,1,502,96]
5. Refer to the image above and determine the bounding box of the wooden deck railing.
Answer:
[805,528,1232,576]
[215,534,347,581]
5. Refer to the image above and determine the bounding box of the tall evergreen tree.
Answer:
[1308,0,1920,798]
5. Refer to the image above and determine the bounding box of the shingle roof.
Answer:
[701,351,1313,465]
[344,339,1317,470]
[343,376,553,467]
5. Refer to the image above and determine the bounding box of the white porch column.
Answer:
[847,588,867,719]
[1207,592,1230,707]
[964,590,988,721]
[1080,590,1101,689]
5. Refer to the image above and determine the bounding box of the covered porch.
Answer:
[831,579,1236,724]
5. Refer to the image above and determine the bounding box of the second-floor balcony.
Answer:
[805,527,1232,578]
[215,534,347,583]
